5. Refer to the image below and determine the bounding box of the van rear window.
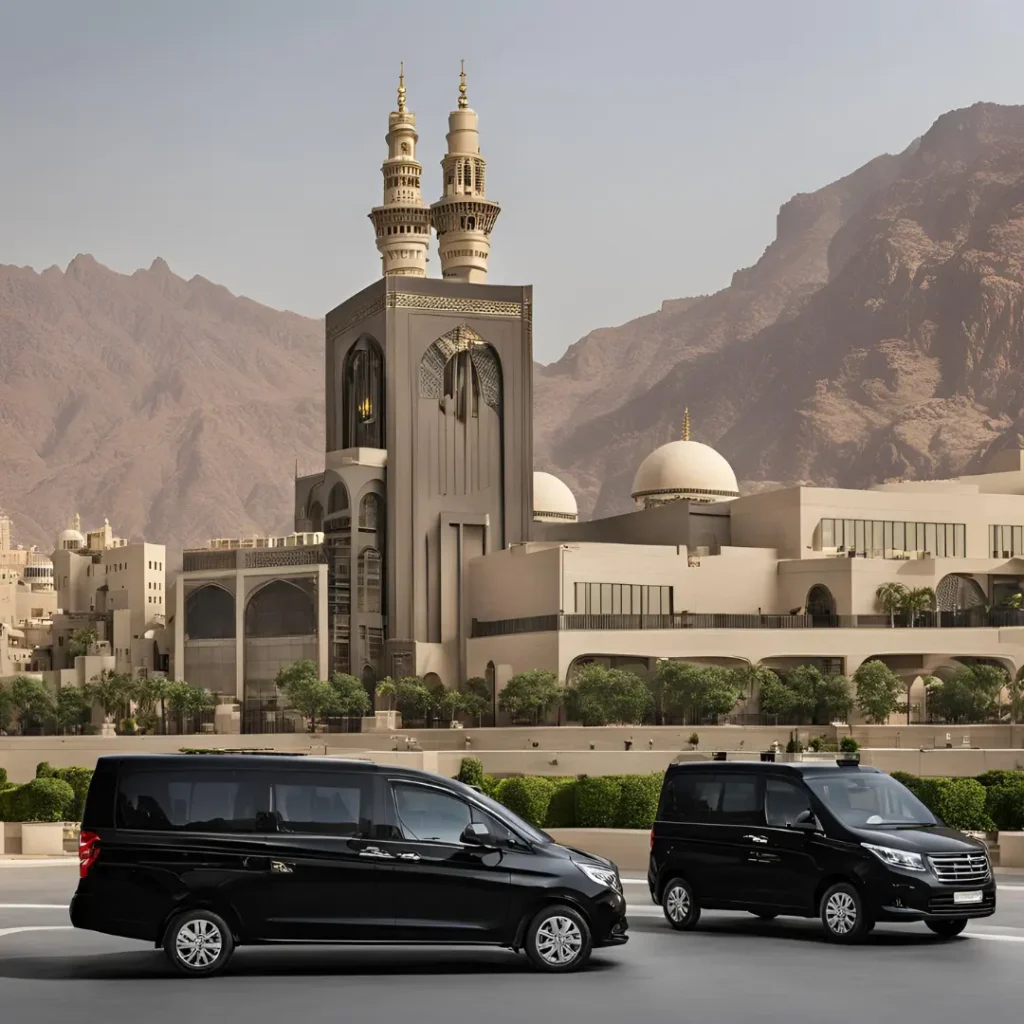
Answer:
[660,774,723,822]
[116,770,270,833]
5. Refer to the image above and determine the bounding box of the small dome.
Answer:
[631,440,739,508]
[57,528,85,550]
[533,471,578,522]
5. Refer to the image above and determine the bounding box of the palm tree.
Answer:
[875,582,908,627]
[375,678,397,712]
[900,586,936,628]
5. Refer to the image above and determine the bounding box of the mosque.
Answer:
[175,66,1024,724]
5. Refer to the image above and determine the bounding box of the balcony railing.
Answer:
[471,608,1024,638]
[183,548,326,572]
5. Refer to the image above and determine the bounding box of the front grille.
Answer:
[928,851,991,885]
[928,892,995,915]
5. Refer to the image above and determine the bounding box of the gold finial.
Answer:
[397,62,406,113]
[683,408,691,442]
[458,59,468,109]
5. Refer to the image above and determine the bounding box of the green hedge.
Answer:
[986,779,1024,832]
[0,767,7,787]
[544,779,579,828]
[892,773,993,831]
[0,777,75,823]
[31,764,93,821]
[976,770,1024,790]
[575,776,624,828]
[456,757,485,788]
[614,774,662,829]
[494,776,556,828]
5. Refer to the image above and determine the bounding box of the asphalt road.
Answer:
[1,865,1023,1024]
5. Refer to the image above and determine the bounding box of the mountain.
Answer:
[0,256,324,557]
[536,102,1024,519]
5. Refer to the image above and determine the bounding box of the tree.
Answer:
[498,670,561,725]
[875,582,908,627]
[90,671,137,723]
[854,660,904,724]
[786,665,853,725]
[653,661,743,723]
[375,677,397,711]
[432,687,467,726]
[275,660,338,731]
[1009,667,1024,724]
[164,681,216,734]
[10,676,56,734]
[900,586,935,627]
[55,686,93,735]
[329,673,372,718]
[753,669,794,719]
[393,677,434,723]
[564,664,651,726]
[461,676,492,726]
[134,676,169,734]
[185,686,217,732]
[66,627,98,661]
[926,665,1008,724]
[0,687,12,734]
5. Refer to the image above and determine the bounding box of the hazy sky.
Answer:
[2,0,1022,363]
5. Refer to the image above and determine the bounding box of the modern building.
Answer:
[172,66,1024,728]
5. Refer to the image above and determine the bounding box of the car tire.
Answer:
[524,905,593,973]
[819,882,870,944]
[662,877,701,931]
[753,912,778,921]
[163,909,235,977]
[926,918,968,939]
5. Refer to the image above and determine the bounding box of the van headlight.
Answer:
[862,843,925,872]
[577,863,622,893]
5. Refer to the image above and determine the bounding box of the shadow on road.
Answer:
[0,946,622,981]
[668,916,963,947]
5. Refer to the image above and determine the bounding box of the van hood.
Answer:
[554,843,616,870]
[849,825,987,854]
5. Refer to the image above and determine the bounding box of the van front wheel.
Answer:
[927,918,967,939]
[820,883,869,944]
[662,878,700,931]
[163,909,235,977]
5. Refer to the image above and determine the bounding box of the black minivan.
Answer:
[648,760,996,942]
[71,754,628,975]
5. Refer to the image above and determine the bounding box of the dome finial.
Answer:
[397,62,407,113]
[458,59,468,109]
[683,407,691,442]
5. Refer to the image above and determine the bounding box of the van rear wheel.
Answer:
[662,878,700,931]
[163,909,234,977]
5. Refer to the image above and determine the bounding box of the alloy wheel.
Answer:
[175,918,224,969]
[825,891,857,935]
[666,884,691,923]
[534,915,584,966]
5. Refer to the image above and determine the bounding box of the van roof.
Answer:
[664,760,880,777]
[96,753,407,775]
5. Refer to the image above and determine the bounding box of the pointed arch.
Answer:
[343,335,385,449]
[418,324,502,415]
[327,481,350,516]
[245,579,316,637]
[185,584,235,639]
[358,492,383,532]
[307,500,324,532]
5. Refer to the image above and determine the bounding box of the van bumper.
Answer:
[70,892,155,942]
[869,879,997,922]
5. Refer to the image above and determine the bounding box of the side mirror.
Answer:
[460,822,492,847]
[791,810,818,831]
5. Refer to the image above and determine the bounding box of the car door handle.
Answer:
[270,860,294,874]
[743,835,768,845]
[396,852,420,862]
[357,846,395,860]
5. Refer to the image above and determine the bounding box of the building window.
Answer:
[357,548,382,613]
[990,525,1024,558]
[343,337,385,449]
[818,518,965,558]
[358,493,382,532]
[574,582,673,616]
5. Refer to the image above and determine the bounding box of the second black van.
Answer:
[648,760,996,943]
[71,754,628,975]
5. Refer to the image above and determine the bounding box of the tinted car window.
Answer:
[765,778,813,827]
[806,772,938,828]
[718,775,763,825]
[116,770,269,833]
[393,783,474,843]
[661,774,723,822]
[272,772,371,836]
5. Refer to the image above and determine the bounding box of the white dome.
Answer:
[533,471,578,522]
[57,528,85,550]
[631,440,739,507]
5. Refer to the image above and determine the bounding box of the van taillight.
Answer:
[79,831,100,879]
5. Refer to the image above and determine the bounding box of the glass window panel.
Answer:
[621,586,632,615]
[664,587,673,614]
[641,588,649,616]
[274,773,371,836]
[611,584,621,614]
[946,524,955,557]
[1015,527,1023,556]
[575,583,585,614]
[934,527,945,558]
[925,523,937,554]
[662,774,722,823]
[589,584,600,614]
[883,521,893,552]
[844,521,855,549]
[821,519,834,548]
[872,521,884,556]
[765,778,814,828]
[893,521,905,551]
[633,585,642,615]
[955,524,965,556]
[601,583,613,614]
[854,520,866,555]
[392,783,471,844]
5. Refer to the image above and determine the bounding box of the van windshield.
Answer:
[805,772,939,828]
[451,780,552,844]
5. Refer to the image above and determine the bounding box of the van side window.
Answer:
[392,784,476,844]
[661,774,722,822]
[718,775,764,826]
[116,770,269,833]
[272,772,371,836]
[765,778,813,827]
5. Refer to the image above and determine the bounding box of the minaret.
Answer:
[368,64,430,277]
[683,408,691,441]
[430,62,501,282]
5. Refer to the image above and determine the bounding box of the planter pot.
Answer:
[20,822,66,857]
[999,832,1024,869]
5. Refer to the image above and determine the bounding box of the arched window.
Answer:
[466,215,476,230]
[343,337,385,449]
[307,500,323,532]
[359,493,382,532]
[185,585,235,639]
[328,482,349,517]
[464,162,473,190]
[357,548,382,613]
[806,584,836,624]
[245,580,316,637]
[442,350,480,421]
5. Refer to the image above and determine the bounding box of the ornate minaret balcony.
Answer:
[430,63,501,283]
[369,65,430,278]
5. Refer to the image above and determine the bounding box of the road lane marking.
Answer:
[621,878,1024,892]
[0,905,69,910]
[0,926,74,938]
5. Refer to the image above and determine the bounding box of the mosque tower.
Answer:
[368,65,431,277]
[430,62,501,282]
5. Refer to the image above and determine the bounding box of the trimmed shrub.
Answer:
[575,776,623,828]
[0,767,7,786]
[456,757,485,788]
[889,771,922,795]
[481,775,500,799]
[545,778,579,828]
[52,767,93,821]
[915,777,992,831]
[495,776,555,828]
[986,779,1024,832]
[976,770,1024,789]
[35,762,54,779]
[615,773,661,829]
[839,736,860,753]
[0,777,75,823]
